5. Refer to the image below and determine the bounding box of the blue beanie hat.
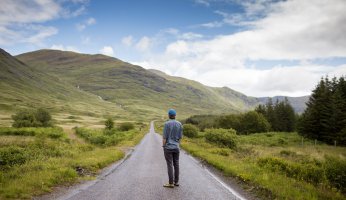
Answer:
[168,109,176,116]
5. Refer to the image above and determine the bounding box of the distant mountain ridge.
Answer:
[0,48,308,119]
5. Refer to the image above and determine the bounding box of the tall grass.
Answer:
[0,125,147,199]
[181,131,346,200]
[74,127,139,146]
[0,127,66,139]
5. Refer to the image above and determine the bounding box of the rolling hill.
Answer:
[0,48,131,121]
[16,49,263,118]
[0,48,308,123]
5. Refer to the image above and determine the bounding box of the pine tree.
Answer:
[299,76,346,145]
[335,77,346,145]
[265,98,276,131]
[255,104,266,116]
[298,78,326,140]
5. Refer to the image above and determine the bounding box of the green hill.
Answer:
[0,48,308,123]
[0,48,130,122]
[16,49,261,118]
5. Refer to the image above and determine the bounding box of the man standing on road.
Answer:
[163,109,183,188]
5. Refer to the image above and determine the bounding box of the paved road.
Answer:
[64,122,245,200]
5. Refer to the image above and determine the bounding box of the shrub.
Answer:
[35,108,52,127]
[119,122,134,131]
[12,110,37,128]
[89,135,107,145]
[105,118,114,130]
[183,124,198,138]
[238,111,271,134]
[0,146,28,167]
[217,114,241,130]
[0,127,65,139]
[324,156,346,193]
[75,127,136,146]
[258,157,324,185]
[205,128,237,149]
[12,108,53,128]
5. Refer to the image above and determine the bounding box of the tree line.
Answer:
[255,98,296,132]
[184,76,346,146]
[298,76,346,145]
[184,98,296,134]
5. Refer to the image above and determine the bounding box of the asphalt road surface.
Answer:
[62,122,246,200]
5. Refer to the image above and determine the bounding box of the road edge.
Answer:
[33,132,148,200]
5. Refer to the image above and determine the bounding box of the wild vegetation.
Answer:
[167,77,345,199]
[11,108,53,128]
[154,120,345,199]
[184,99,295,134]
[182,130,346,200]
[75,122,137,146]
[0,108,147,199]
[181,124,198,138]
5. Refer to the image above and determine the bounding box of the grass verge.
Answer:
[0,124,147,199]
[181,132,346,200]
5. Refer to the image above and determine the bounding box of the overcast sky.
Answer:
[1,0,346,97]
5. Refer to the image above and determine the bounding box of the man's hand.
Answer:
[162,138,166,147]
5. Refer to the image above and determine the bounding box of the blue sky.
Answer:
[1,0,346,97]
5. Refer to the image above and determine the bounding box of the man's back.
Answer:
[163,119,183,150]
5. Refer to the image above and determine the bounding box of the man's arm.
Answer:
[162,123,167,147]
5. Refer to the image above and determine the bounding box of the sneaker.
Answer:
[174,183,179,186]
[163,183,174,188]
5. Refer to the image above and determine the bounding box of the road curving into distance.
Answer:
[53,122,246,200]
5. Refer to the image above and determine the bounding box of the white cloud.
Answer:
[99,46,114,56]
[0,0,88,46]
[60,0,89,18]
[26,25,58,45]
[198,64,346,97]
[0,0,60,24]
[194,0,210,6]
[135,36,151,51]
[0,24,58,46]
[179,32,203,40]
[133,0,346,97]
[76,17,96,31]
[51,44,79,52]
[165,41,190,56]
[164,28,179,35]
[121,35,133,47]
[87,17,96,25]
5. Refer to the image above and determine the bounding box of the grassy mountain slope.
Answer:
[148,69,259,111]
[0,48,130,121]
[12,49,308,120]
[17,50,259,118]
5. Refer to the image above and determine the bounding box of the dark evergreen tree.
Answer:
[255,97,296,132]
[299,76,346,145]
[273,98,295,132]
[255,104,266,116]
[265,98,276,130]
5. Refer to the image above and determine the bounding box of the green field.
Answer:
[0,124,147,199]
[180,131,345,200]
